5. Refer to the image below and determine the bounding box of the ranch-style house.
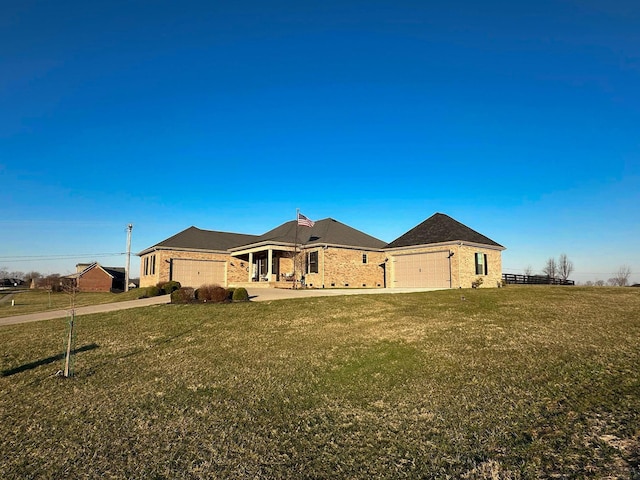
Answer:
[138,213,505,290]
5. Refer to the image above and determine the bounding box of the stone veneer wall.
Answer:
[303,247,386,288]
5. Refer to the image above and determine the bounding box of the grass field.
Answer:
[1,287,639,479]
[0,289,143,318]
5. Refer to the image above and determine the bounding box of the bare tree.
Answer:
[595,280,605,287]
[542,257,557,280]
[557,254,574,282]
[523,265,533,276]
[610,265,632,287]
[61,278,80,378]
[25,271,42,284]
[584,280,594,286]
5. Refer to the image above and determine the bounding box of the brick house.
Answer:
[385,213,505,289]
[138,213,504,289]
[62,262,126,292]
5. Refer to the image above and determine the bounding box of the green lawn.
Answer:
[0,289,144,318]
[1,287,638,479]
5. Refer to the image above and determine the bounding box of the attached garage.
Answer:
[392,250,451,288]
[171,258,226,288]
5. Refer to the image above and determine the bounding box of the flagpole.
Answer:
[294,208,299,289]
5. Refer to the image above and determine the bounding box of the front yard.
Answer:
[1,287,638,478]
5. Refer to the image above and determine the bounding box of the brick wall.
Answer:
[456,244,503,288]
[386,243,503,289]
[78,267,113,292]
[303,247,386,288]
[140,242,503,290]
[139,250,243,288]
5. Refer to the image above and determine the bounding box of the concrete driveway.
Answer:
[0,287,440,327]
[246,287,441,302]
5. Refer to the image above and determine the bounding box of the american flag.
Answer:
[297,213,315,228]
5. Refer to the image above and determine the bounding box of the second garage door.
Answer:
[171,259,226,288]
[393,251,451,288]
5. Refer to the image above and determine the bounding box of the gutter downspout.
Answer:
[322,245,328,288]
[458,242,463,288]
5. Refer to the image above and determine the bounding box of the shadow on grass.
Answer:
[1,343,100,377]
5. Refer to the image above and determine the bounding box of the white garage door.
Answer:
[171,259,226,288]
[393,251,451,288]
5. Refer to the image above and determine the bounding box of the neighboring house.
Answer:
[62,262,126,292]
[138,213,505,289]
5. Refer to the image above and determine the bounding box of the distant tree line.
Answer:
[0,269,62,289]
[519,258,634,287]
[580,266,632,286]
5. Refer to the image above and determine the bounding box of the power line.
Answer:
[0,252,126,262]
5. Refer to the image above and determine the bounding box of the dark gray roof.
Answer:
[139,226,260,254]
[102,266,125,280]
[242,218,387,250]
[386,213,504,249]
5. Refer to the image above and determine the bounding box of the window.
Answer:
[308,251,318,274]
[144,255,156,276]
[362,253,368,264]
[475,253,488,275]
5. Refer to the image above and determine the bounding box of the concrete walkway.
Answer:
[0,295,172,327]
[0,287,440,327]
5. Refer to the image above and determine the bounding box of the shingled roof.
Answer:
[385,213,504,249]
[237,218,387,250]
[63,263,125,281]
[138,226,260,255]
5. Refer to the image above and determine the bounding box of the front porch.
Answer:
[230,243,303,288]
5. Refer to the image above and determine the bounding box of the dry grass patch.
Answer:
[0,289,143,318]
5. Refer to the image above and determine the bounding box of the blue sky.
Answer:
[1,0,638,283]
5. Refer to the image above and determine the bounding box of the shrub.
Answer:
[146,285,161,297]
[232,287,249,302]
[226,288,236,301]
[171,287,195,304]
[195,284,228,303]
[160,281,181,295]
[471,277,484,289]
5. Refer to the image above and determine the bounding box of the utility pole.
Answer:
[125,223,133,292]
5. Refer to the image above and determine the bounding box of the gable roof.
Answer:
[138,226,260,255]
[64,262,125,280]
[385,213,504,249]
[236,218,387,250]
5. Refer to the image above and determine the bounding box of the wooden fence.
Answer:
[502,274,575,286]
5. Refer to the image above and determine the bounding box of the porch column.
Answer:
[267,249,273,282]
[248,252,254,282]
